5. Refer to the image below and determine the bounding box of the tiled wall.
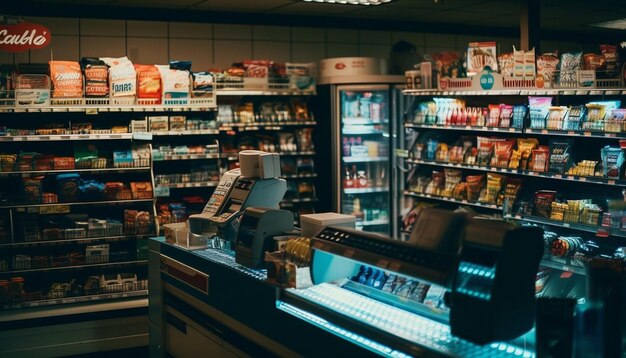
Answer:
[0,16,539,70]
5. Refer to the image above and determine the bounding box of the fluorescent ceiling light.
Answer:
[591,18,626,30]
[302,0,393,5]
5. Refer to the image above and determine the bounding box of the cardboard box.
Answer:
[300,212,356,238]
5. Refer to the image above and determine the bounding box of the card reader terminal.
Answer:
[201,169,240,218]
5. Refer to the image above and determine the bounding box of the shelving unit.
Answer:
[400,86,626,293]
[216,85,318,223]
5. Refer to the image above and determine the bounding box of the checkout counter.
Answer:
[149,148,546,357]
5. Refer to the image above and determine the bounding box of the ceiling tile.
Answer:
[110,0,202,8]
[191,0,293,11]
[269,2,364,15]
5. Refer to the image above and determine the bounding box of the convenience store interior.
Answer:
[1,0,626,357]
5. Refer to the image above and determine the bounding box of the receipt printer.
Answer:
[235,207,294,268]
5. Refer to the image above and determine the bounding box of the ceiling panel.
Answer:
[110,0,204,8]
[346,6,440,20]
[267,2,364,15]
[190,0,293,11]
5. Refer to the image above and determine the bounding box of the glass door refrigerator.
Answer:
[317,77,404,237]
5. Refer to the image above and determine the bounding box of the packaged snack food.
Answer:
[564,105,585,130]
[49,61,83,98]
[583,53,605,71]
[499,105,514,128]
[534,190,557,218]
[23,176,44,203]
[559,52,582,87]
[435,143,448,162]
[157,65,190,99]
[517,138,539,170]
[100,57,136,97]
[452,182,467,200]
[512,105,527,129]
[286,63,316,91]
[513,46,525,77]
[536,52,559,88]
[134,64,161,101]
[192,72,213,97]
[81,58,108,98]
[501,178,523,207]
[600,44,620,77]
[601,146,624,179]
[530,146,549,172]
[487,104,501,127]
[524,48,536,77]
[467,42,498,75]
[57,173,80,202]
[548,139,573,174]
[169,60,192,72]
[546,106,568,130]
[425,171,444,195]
[476,140,494,167]
[528,96,553,129]
[443,168,462,197]
[498,52,514,77]
[466,174,485,201]
[290,98,310,121]
[484,173,504,204]
[493,140,514,168]
[605,109,626,133]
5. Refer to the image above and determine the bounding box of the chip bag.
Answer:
[49,61,83,98]
[134,64,162,102]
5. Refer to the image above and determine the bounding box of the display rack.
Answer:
[400,85,626,291]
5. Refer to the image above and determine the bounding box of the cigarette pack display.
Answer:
[130,119,148,133]
[169,116,186,131]
[148,116,169,132]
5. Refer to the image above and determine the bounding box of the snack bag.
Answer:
[528,96,553,129]
[156,65,190,99]
[601,146,624,179]
[558,52,582,87]
[484,173,504,204]
[583,53,605,71]
[548,139,573,174]
[134,64,162,102]
[513,46,525,77]
[192,72,213,97]
[81,58,108,98]
[536,52,559,88]
[100,56,136,97]
[600,44,620,78]
[498,53,514,77]
[49,61,83,98]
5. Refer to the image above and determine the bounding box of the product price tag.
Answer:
[590,90,602,95]
[580,177,587,182]
[39,205,70,214]
[567,131,575,135]
[461,200,468,204]
[605,133,616,138]
[492,127,499,131]
[40,108,51,113]
[520,90,529,95]
[541,129,548,134]
[536,91,547,95]
[554,174,562,179]
[567,175,575,180]
[606,90,619,95]
[481,127,488,131]
[563,223,570,227]
[121,107,132,112]
[394,149,409,158]
[563,90,576,95]
[608,180,616,185]
[576,90,588,95]
[86,108,98,115]
[98,107,108,112]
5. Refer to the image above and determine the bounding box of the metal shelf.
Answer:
[156,181,219,189]
[150,129,219,136]
[404,123,523,134]
[524,128,626,139]
[0,166,152,176]
[0,198,154,210]
[406,159,626,187]
[2,289,148,310]
[0,133,133,142]
[344,187,389,194]
[278,151,316,156]
[0,103,217,113]
[152,153,220,161]
[504,213,626,239]
[343,156,387,163]
[356,218,390,226]
[342,129,387,135]
[404,191,502,210]
[219,121,317,129]
[403,88,626,96]
[215,89,316,96]
[342,117,389,125]
[0,234,153,248]
[0,260,148,275]
[281,173,318,179]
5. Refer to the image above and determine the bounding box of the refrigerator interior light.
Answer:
[591,18,626,30]
[301,0,393,5]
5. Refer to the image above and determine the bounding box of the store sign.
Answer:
[0,23,51,52]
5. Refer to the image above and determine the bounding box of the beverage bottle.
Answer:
[344,166,354,188]
[342,137,351,157]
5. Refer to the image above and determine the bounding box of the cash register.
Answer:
[183,150,287,246]
[277,208,544,356]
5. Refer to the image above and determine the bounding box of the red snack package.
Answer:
[134,64,162,102]
[601,44,619,77]
[49,61,83,98]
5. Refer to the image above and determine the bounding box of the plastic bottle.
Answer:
[357,170,368,188]
[343,137,351,157]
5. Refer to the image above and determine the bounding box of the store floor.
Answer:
[64,346,148,358]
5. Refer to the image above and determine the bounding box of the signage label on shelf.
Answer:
[132,132,152,140]
[155,186,170,197]
[394,149,409,158]
[39,205,70,214]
